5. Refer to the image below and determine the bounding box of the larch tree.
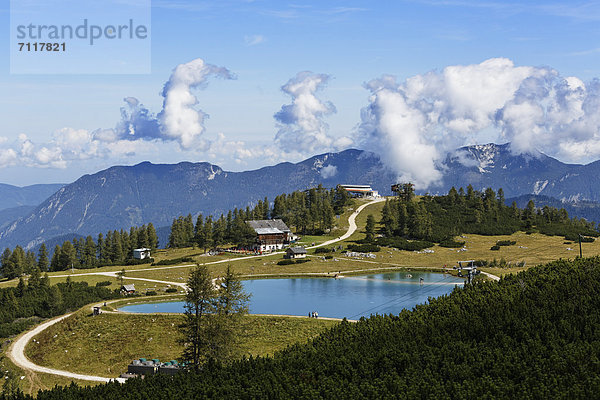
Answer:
[179,265,217,369]
[365,214,376,243]
[213,265,250,362]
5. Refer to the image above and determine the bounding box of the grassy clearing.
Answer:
[25,311,338,378]
[3,198,599,290]
[125,231,599,282]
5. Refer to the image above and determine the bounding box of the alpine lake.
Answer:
[119,271,464,320]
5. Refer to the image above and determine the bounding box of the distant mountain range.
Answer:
[0,150,394,249]
[441,143,600,202]
[3,143,600,250]
[0,183,64,210]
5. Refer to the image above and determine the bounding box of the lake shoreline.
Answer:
[117,271,464,320]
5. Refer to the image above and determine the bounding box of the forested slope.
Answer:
[5,256,600,398]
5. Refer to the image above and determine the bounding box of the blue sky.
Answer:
[1,0,600,185]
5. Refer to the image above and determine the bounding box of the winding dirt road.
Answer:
[8,313,126,383]
[7,197,384,383]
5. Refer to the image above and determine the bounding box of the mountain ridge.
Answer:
[3,143,600,250]
[0,183,64,211]
[0,149,394,249]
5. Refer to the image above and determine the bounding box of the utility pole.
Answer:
[579,234,583,259]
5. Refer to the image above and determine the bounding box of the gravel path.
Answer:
[7,198,383,383]
[7,313,126,383]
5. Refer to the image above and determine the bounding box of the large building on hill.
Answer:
[340,184,379,198]
[246,219,292,252]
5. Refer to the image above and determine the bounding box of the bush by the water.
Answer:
[17,257,600,399]
[165,288,178,293]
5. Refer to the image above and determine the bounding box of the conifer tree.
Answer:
[0,248,11,279]
[97,233,105,262]
[82,236,96,267]
[202,217,214,253]
[9,246,25,278]
[59,241,77,271]
[137,226,149,249]
[212,216,225,249]
[147,223,159,250]
[213,265,250,362]
[28,266,41,290]
[111,231,123,262]
[168,218,179,248]
[25,251,36,275]
[179,265,216,369]
[129,227,139,253]
[184,214,195,246]
[381,200,396,237]
[50,245,61,271]
[37,243,49,272]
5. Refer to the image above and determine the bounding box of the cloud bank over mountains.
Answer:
[3,57,600,190]
[357,58,600,189]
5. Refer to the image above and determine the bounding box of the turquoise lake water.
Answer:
[118,272,464,319]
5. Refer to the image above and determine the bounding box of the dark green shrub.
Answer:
[496,240,516,246]
[439,238,466,248]
[277,259,295,266]
[95,281,112,287]
[165,288,178,293]
[152,256,194,266]
[347,244,381,252]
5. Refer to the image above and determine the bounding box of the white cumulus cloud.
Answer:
[357,57,600,189]
[274,71,352,155]
[158,58,235,149]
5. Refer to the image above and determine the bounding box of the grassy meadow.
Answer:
[24,311,338,378]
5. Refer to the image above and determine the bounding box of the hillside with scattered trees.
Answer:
[4,256,600,398]
[0,224,158,279]
[378,184,599,250]
[0,276,119,340]
[167,185,352,250]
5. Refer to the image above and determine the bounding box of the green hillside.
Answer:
[5,256,600,399]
